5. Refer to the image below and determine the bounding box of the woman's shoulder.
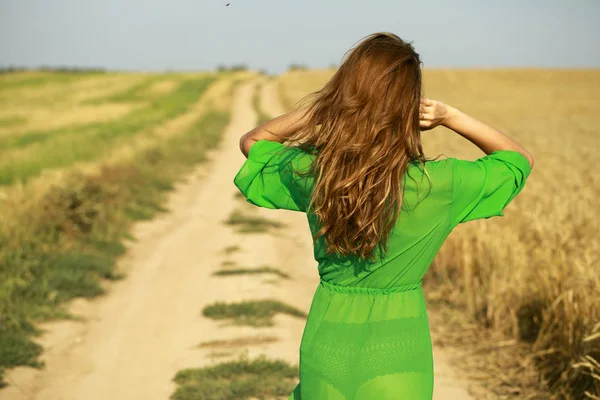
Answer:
[276,143,318,173]
[409,154,454,175]
[246,140,315,168]
[422,150,532,179]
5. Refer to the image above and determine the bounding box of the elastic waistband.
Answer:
[319,279,422,295]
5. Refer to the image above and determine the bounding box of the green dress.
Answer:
[233,140,531,400]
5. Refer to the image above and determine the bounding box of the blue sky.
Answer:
[1,0,599,73]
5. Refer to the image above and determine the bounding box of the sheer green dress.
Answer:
[233,140,531,400]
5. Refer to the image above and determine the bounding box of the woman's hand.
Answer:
[419,98,450,131]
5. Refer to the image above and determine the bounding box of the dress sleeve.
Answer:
[450,150,532,226]
[233,140,314,212]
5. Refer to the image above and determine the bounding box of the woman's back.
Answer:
[234,139,532,290]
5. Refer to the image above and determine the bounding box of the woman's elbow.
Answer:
[525,151,535,171]
[239,132,258,158]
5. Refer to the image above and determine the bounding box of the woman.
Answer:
[234,32,534,400]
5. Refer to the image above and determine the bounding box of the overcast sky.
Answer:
[1,0,599,73]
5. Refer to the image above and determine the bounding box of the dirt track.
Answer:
[1,80,476,400]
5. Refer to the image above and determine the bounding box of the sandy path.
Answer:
[2,79,477,400]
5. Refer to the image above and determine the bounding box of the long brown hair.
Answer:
[285,32,432,263]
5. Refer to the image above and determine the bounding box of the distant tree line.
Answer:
[1,63,339,75]
[288,63,338,71]
[216,64,249,72]
[287,63,308,71]
[0,65,106,74]
[215,63,318,74]
[215,64,272,77]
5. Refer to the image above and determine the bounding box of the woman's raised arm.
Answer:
[239,107,312,158]
[420,98,535,170]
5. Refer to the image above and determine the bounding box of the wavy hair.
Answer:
[285,32,433,262]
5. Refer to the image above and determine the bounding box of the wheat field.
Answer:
[0,68,597,398]
[278,68,600,399]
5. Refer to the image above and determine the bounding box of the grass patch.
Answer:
[206,351,235,360]
[198,335,278,349]
[224,209,284,233]
[0,83,234,384]
[202,300,307,327]
[221,260,237,267]
[171,354,297,400]
[0,331,44,370]
[213,266,290,279]
[221,245,241,254]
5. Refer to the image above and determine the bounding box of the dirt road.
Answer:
[2,80,476,400]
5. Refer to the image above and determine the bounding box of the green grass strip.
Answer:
[224,209,285,233]
[88,75,174,104]
[0,94,233,385]
[0,76,219,186]
[0,116,26,128]
[202,300,307,327]
[171,354,298,400]
[213,266,290,279]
